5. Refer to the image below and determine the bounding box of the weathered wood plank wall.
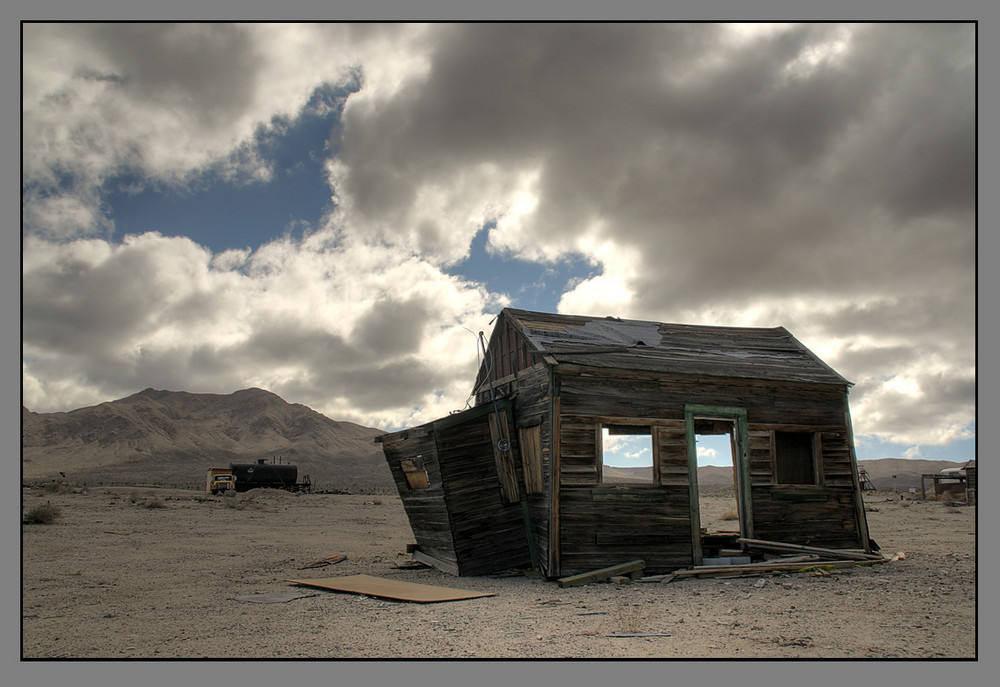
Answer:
[551,369,863,576]
[380,427,457,568]
[381,401,535,576]
[435,413,533,575]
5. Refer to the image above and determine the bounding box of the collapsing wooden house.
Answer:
[377,308,872,578]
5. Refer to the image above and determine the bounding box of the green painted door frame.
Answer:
[685,405,752,566]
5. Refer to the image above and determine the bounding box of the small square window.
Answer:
[400,459,429,489]
[601,425,655,483]
[774,432,816,485]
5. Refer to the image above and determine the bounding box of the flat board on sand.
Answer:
[286,574,496,603]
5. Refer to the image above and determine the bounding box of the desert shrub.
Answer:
[612,599,646,634]
[143,498,167,509]
[23,501,61,524]
[222,496,262,510]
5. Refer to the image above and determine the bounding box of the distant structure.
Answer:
[379,308,873,578]
[858,466,876,492]
[921,460,976,503]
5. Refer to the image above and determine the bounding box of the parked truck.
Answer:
[206,467,236,494]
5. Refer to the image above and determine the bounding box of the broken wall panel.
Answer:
[380,399,533,577]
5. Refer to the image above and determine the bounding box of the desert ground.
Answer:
[21,483,975,661]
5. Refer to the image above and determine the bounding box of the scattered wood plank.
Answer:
[667,558,886,581]
[758,554,821,565]
[738,538,884,561]
[557,560,645,588]
[235,591,317,604]
[297,555,348,570]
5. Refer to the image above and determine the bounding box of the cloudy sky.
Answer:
[20,22,976,465]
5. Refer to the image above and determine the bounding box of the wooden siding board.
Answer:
[749,484,862,548]
[546,368,862,575]
[558,373,847,428]
[551,351,845,385]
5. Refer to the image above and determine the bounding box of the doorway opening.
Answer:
[695,425,741,537]
[685,405,751,565]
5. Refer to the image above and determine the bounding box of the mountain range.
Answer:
[22,388,391,492]
[22,388,967,493]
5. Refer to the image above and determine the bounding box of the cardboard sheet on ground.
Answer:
[286,574,495,603]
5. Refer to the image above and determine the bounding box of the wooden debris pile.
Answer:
[638,538,889,583]
[557,560,645,588]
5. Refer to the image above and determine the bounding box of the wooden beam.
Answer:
[489,410,520,504]
[684,410,703,565]
[738,538,884,561]
[411,549,460,576]
[551,392,561,577]
[557,560,645,588]
[844,408,872,551]
[520,500,540,572]
[668,557,885,580]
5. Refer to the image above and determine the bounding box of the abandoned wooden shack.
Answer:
[377,308,872,579]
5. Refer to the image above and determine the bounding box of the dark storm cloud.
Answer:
[350,296,434,358]
[20,23,975,448]
[335,24,973,309]
[22,236,214,353]
[329,358,456,413]
[85,23,264,129]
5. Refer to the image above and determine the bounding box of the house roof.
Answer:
[499,308,852,386]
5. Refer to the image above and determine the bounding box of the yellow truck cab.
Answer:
[206,467,235,494]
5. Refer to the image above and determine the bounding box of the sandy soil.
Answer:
[21,484,976,660]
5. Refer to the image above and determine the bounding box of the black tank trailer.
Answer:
[230,458,310,493]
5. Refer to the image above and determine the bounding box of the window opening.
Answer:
[601,425,655,483]
[774,432,817,485]
[400,459,429,490]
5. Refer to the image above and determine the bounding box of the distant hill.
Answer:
[22,388,392,492]
[855,457,968,491]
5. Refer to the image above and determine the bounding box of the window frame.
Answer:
[400,458,429,490]
[772,431,823,486]
[598,423,657,484]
